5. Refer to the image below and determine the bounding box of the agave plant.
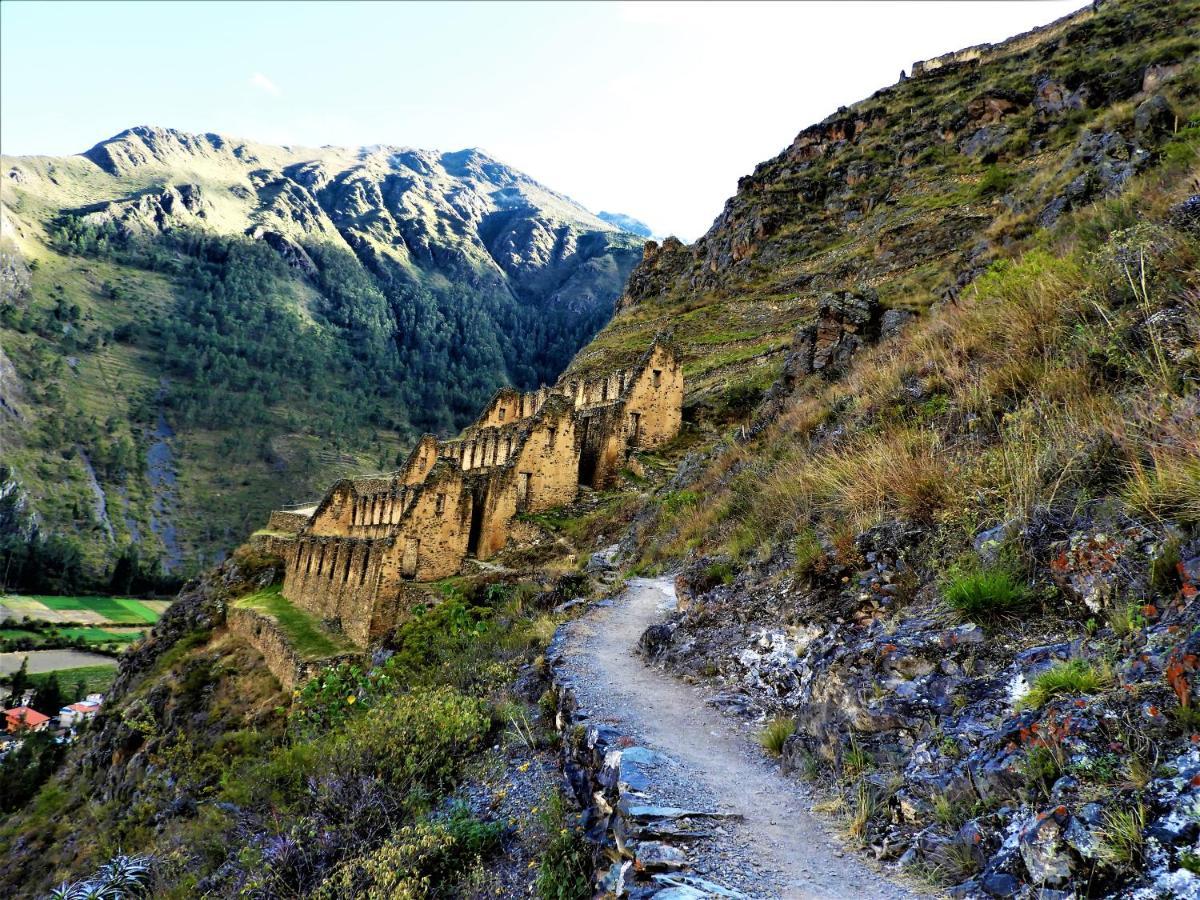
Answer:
[46,853,152,900]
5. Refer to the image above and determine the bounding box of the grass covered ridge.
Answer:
[637,150,1200,573]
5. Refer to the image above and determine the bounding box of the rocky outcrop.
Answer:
[81,183,209,236]
[646,517,1200,897]
[784,289,884,380]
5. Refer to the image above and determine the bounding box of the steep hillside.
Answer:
[567,0,1197,409]
[0,131,643,579]
[1,1,1198,898]
[584,1,1200,897]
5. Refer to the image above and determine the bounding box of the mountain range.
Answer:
[0,130,646,578]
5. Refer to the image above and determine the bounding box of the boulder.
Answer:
[1018,808,1072,888]
[1133,94,1176,139]
[784,289,882,379]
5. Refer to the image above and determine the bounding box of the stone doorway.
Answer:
[466,487,486,557]
[578,418,599,487]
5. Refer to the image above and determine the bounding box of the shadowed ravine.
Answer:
[558,577,921,899]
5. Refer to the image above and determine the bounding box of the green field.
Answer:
[233,586,354,659]
[0,627,144,645]
[31,596,160,624]
[60,627,144,643]
[0,595,161,625]
[0,629,41,642]
[28,665,118,696]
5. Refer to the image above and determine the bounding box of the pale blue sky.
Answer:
[2,1,1083,239]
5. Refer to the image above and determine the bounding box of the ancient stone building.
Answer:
[265,339,683,646]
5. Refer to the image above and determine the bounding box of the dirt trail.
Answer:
[558,576,921,900]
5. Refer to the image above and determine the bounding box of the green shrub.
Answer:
[1180,850,1200,875]
[758,717,797,756]
[1023,658,1113,708]
[941,565,1032,619]
[311,809,502,899]
[1099,804,1146,870]
[975,165,1016,199]
[793,528,825,576]
[1150,536,1182,595]
[535,790,592,900]
[332,686,491,800]
[842,743,874,779]
[703,560,735,585]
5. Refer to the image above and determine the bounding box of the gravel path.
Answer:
[557,576,922,900]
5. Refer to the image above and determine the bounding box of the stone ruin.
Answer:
[262,339,683,646]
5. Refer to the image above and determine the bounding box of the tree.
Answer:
[109,545,138,594]
[32,673,64,717]
[9,656,29,702]
[0,731,66,813]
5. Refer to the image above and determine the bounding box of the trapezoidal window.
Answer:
[630,412,641,446]
[435,492,446,515]
[517,472,531,508]
[652,369,662,388]
[498,407,506,421]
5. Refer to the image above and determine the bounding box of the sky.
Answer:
[1,1,1084,240]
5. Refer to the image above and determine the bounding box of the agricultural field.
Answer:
[0,594,163,625]
[28,663,119,696]
[0,650,117,678]
[0,626,145,647]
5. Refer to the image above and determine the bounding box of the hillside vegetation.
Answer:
[0,1,1198,898]
[0,134,642,579]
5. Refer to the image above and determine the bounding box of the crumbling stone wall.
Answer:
[227,605,361,691]
[267,510,308,533]
[271,339,684,646]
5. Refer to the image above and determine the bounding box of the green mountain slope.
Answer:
[566,0,1197,408]
[0,131,644,580]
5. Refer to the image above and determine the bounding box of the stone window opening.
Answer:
[652,369,662,388]
[630,412,641,446]
[305,546,314,575]
[517,472,531,507]
[546,427,557,450]
[418,452,427,469]
[435,492,446,515]
[601,380,608,402]
[360,550,370,584]
[498,407,506,422]
[343,551,353,583]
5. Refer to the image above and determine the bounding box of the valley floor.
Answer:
[557,576,920,899]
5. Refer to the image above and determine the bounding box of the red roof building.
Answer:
[4,706,50,732]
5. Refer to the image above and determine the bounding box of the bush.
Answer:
[534,790,592,900]
[758,717,797,756]
[311,809,502,900]
[941,564,1032,619]
[975,165,1016,199]
[793,528,825,577]
[332,687,491,798]
[1023,658,1114,708]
